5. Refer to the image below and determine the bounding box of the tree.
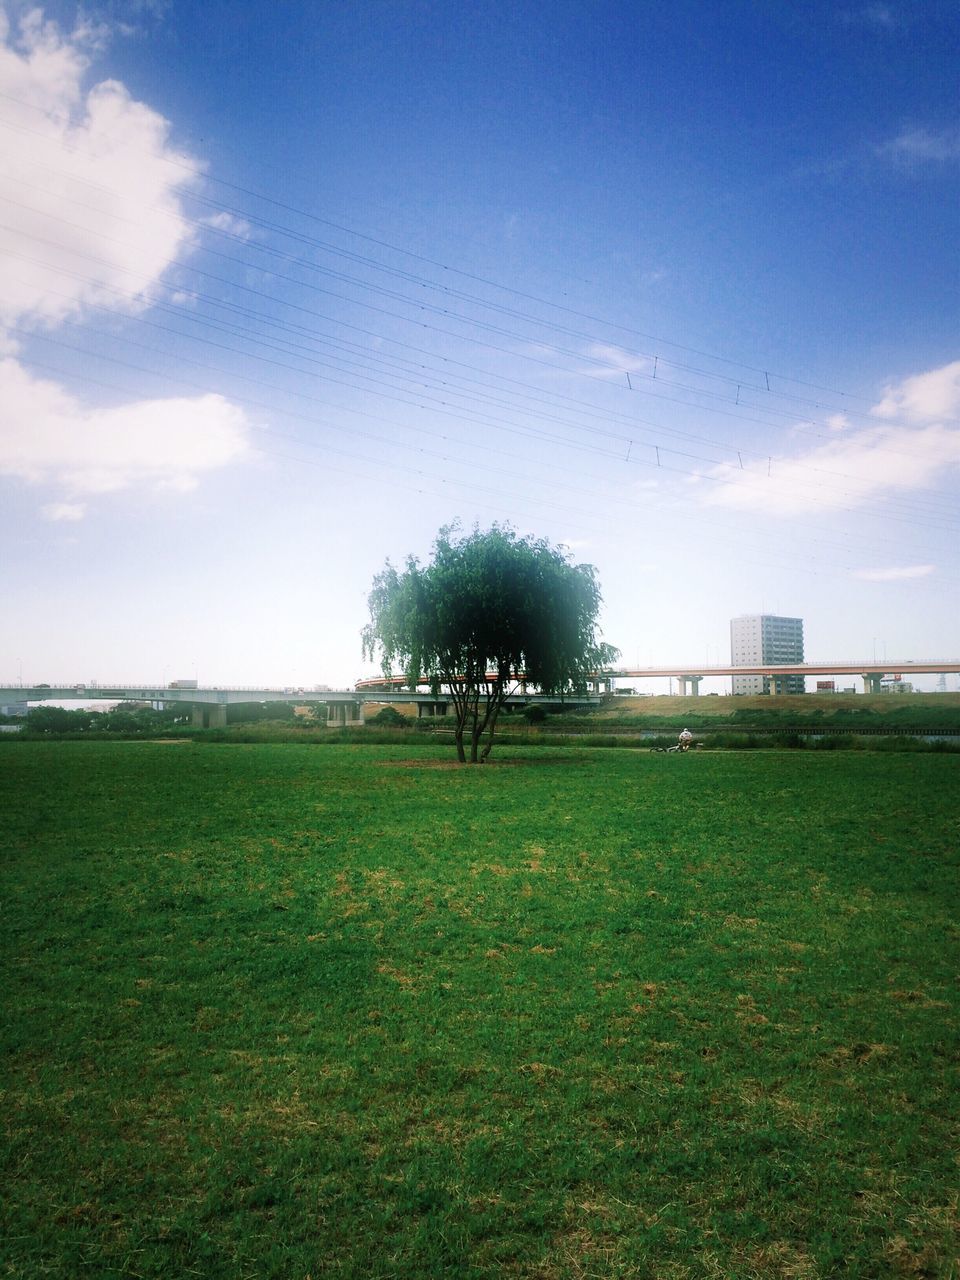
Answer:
[26,706,96,733]
[362,524,619,763]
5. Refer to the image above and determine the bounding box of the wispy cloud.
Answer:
[203,211,253,240]
[798,121,960,187]
[879,126,960,167]
[839,5,900,29]
[700,360,960,516]
[578,343,654,382]
[853,565,935,581]
[41,501,86,521]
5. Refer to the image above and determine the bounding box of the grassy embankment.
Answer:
[364,692,960,752]
[527,692,960,731]
[2,742,958,1278]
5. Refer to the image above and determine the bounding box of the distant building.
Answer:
[730,615,804,695]
[880,678,914,694]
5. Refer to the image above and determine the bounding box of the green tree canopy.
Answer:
[362,523,619,762]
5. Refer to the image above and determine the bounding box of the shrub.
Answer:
[368,706,409,728]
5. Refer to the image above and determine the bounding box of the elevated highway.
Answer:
[606,659,960,695]
[3,658,957,725]
[0,682,602,728]
[357,659,960,697]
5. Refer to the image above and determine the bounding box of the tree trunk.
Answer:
[469,704,482,762]
[446,668,469,764]
[477,678,506,762]
[479,701,502,761]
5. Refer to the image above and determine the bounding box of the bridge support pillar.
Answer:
[417,702,448,718]
[192,703,227,728]
[327,702,364,726]
[677,675,702,696]
[862,673,883,694]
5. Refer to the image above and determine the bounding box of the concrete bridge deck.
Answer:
[0,683,602,728]
[3,657,957,725]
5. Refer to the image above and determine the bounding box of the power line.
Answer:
[21,339,948,587]
[0,103,935,424]
[3,159,938,446]
[14,319,960,546]
[2,112,959,543]
[6,210,960,527]
[5,197,959,522]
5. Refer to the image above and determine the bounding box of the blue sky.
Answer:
[1,0,958,692]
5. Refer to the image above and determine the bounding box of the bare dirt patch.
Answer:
[379,756,577,768]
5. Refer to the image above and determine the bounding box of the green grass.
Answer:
[2,742,958,1279]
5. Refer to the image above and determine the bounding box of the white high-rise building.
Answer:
[730,615,804,695]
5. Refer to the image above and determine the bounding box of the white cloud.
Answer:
[202,211,252,240]
[853,565,935,581]
[0,10,253,508]
[871,360,960,423]
[0,358,252,494]
[41,501,86,521]
[840,5,899,29]
[582,343,654,381]
[701,360,960,515]
[0,10,201,333]
[880,127,960,166]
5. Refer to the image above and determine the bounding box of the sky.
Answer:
[1,0,958,694]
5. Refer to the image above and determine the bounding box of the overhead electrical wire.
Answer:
[0,102,948,432]
[3,203,957,529]
[0,94,901,408]
[8,252,960,534]
[1,107,958,578]
[13,312,959,555]
[21,339,944,587]
[4,199,958,524]
[3,161,946,451]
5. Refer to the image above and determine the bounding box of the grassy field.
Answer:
[2,742,958,1279]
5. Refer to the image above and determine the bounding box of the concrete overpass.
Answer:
[357,660,960,697]
[3,658,957,725]
[605,660,960,695]
[0,682,603,727]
